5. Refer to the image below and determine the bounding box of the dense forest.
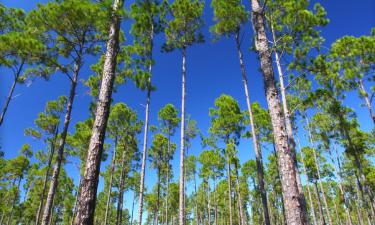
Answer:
[0,0,374,225]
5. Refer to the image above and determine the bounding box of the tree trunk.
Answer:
[7,177,21,225]
[207,181,211,225]
[305,116,333,225]
[166,131,171,225]
[116,149,127,225]
[300,151,318,225]
[154,168,161,225]
[70,176,82,225]
[226,150,233,225]
[214,176,218,225]
[358,79,375,125]
[270,23,308,219]
[313,181,326,225]
[73,0,123,223]
[41,57,81,225]
[233,160,245,225]
[0,60,24,127]
[104,138,117,225]
[250,1,307,224]
[328,145,352,225]
[130,190,136,225]
[235,31,270,225]
[194,173,199,225]
[36,126,59,225]
[179,46,187,225]
[331,188,342,225]
[137,26,154,225]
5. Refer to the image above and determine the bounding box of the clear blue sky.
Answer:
[1,0,374,220]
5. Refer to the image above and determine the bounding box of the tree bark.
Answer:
[137,26,154,225]
[234,160,245,225]
[305,116,333,225]
[194,173,199,225]
[235,31,270,225]
[226,149,233,225]
[7,177,21,225]
[0,60,24,127]
[116,149,127,225]
[130,190,136,225]
[154,168,161,225]
[328,144,352,225]
[104,137,117,225]
[313,181,326,225]
[41,56,81,225]
[73,0,123,223]
[179,46,187,225]
[270,23,308,219]
[300,150,318,225]
[250,0,307,224]
[36,125,59,225]
[358,79,375,125]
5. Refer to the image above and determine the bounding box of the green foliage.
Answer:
[163,0,204,51]
[210,0,248,37]
[158,103,180,136]
[209,94,244,144]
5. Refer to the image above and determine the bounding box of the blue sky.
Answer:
[1,0,374,221]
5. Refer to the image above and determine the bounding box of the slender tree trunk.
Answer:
[313,181,326,225]
[179,46,187,225]
[194,173,199,225]
[130,190,136,225]
[358,79,375,125]
[328,145,353,225]
[71,177,82,225]
[234,160,245,225]
[166,132,171,225]
[7,177,21,225]
[354,184,365,225]
[104,138,117,225]
[305,116,333,225]
[226,150,233,225]
[73,0,123,223]
[116,149,127,225]
[214,176,218,225]
[207,181,211,225]
[235,31,270,225]
[0,60,24,127]
[36,126,59,225]
[354,173,374,225]
[250,1,307,224]
[296,138,318,225]
[138,27,154,225]
[331,188,342,225]
[42,56,82,225]
[155,169,161,225]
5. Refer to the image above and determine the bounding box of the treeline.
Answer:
[0,0,374,225]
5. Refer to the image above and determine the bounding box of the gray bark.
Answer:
[358,79,375,125]
[137,26,154,225]
[226,150,233,225]
[235,31,270,225]
[41,56,81,225]
[0,60,24,127]
[270,24,308,220]
[104,138,117,225]
[36,126,59,225]
[250,0,307,224]
[313,181,326,225]
[178,46,187,225]
[73,0,123,223]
